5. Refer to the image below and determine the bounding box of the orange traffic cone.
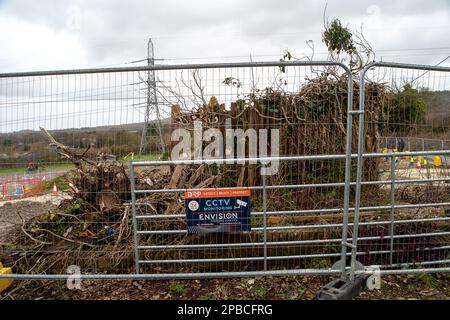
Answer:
[52,183,59,196]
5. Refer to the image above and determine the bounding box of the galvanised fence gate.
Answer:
[347,62,450,280]
[0,60,448,284]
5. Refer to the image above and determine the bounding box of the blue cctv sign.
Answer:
[184,188,251,233]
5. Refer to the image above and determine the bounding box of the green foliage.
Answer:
[95,130,141,156]
[66,198,84,215]
[207,96,221,112]
[169,282,189,294]
[285,126,293,137]
[279,50,293,73]
[208,96,219,107]
[384,84,427,132]
[307,101,326,115]
[120,153,161,161]
[267,101,279,113]
[44,175,69,191]
[222,77,242,88]
[251,284,268,296]
[304,258,331,269]
[282,50,292,61]
[198,293,215,300]
[418,273,438,289]
[160,151,170,160]
[2,139,12,147]
[322,19,356,55]
[297,286,307,295]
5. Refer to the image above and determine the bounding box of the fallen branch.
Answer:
[15,210,52,246]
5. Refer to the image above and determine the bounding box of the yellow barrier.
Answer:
[0,262,13,293]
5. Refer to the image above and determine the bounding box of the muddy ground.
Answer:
[0,199,59,243]
[1,273,449,300]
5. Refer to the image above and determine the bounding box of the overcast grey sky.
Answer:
[0,0,449,72]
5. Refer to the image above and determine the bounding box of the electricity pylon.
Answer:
[139,38,166,155]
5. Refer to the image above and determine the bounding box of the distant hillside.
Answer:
[0,118,171,163]
[422,90,450,114]
[422,90,450,134]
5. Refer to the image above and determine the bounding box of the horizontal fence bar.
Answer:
[0,269,341,280]
[134,178,450,194]
[367,61,450,72]
[136,217,450,235]
[138,245,450,264]
[383,136,450,143]
[380,260,450,269]
[136,202,450,219]
[134,177,450,195]
[1,264,449,280]
[131,150,450,167]
[137,231,450,250]
[375,267,450,275]
[0,60,350,78]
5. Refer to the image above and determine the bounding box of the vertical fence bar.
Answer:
[340,72,354,279]
[389,153,396,265]
[443,156,449,180]
[262,171,268,271]
[350,64,371,281]
[129,161,140,274]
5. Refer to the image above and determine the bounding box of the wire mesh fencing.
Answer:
[130,156,354,276]
[0,60,449,282]
[349,62,450,279]
[123,61,357,277]
[0,61,359,278]
[0,67,164,275]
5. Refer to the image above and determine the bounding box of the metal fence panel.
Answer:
[126,61,356,278]
[0,61,357,280]
[350,62,450,279]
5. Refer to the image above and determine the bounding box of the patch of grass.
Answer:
[120,153,161,161]
[379,281,388,290]
[251,284,268,296]
[297,286,307,295]
[198,293,215,300]
[418,273,438,289]
[303,258,331,269]
[168,282,189,295]
[0,163,73,176]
